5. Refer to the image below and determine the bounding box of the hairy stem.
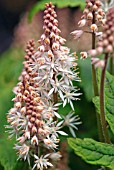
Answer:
[92,10,104,142]
[100,54,110,144]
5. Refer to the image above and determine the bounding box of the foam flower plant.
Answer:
[6,2,81,170]
[91,7,114,67]
[71,0,106,59]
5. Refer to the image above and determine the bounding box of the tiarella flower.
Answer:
[90,7,114,62]
[31,135,39,145]
[44,136,59,149]
[32,154,53,170]
[63,112,82,138]
[63,88,81,110]
[31,3,80,110]
[95,32,103,40]
[14,144,30,164]
[42,102,62,119]
[49,152,62,161]
[80,52,88,59]
[6,2,81,170]
[70,30,84,39]
[71,0,106,59]
[78,19,87,27]
[101,0,114,12]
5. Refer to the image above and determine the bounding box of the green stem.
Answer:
[91,10,104,142]
[100,54,110,144]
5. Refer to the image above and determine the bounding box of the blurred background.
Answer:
[0,0,98,170]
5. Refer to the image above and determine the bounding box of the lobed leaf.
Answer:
[68,138,114,169]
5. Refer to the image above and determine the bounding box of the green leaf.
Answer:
[0,48,24,170]
[29,0,85,21]
[68,138,114,169]
[0,138,17,170]
[93,71,114,134]
[104,71,114,114]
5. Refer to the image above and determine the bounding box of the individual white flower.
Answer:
[78,19,86,27]
[70,30,84,39]
[42,102,62,119]
[5,125,18,139]
[38,45,45,52]
[95,32,103,41]
[7,111,27,129]
[43,121,67,138]
[50,152,62,161]
[101,0,114,12]
[44,135,59,149]
[80,52,88,59]
[14,144,30,164]
[31,135,39,145]
[32,154,53,170]
[63,89,81,110]
[63,112,82,137]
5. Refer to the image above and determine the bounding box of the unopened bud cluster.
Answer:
[71,0,106,60]
[6,2,81,170]
[90,7,114,68]
[96,7,114,54]
[81,0,105,30]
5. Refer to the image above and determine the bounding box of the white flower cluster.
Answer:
[6,2,81,170]
[101,0,114,12]
[32,45,81,110]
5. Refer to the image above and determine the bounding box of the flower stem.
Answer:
[92,10,104,142]
[53,92,58,104]
[100,54,111,144]
[109,57,113,75]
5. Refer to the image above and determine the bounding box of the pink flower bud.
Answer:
[93,5,98,11]
[106,45,113,52]
[89,49,97,57]
[90,24,98,32]
[87,12,93,20]
[97,47,103,54]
